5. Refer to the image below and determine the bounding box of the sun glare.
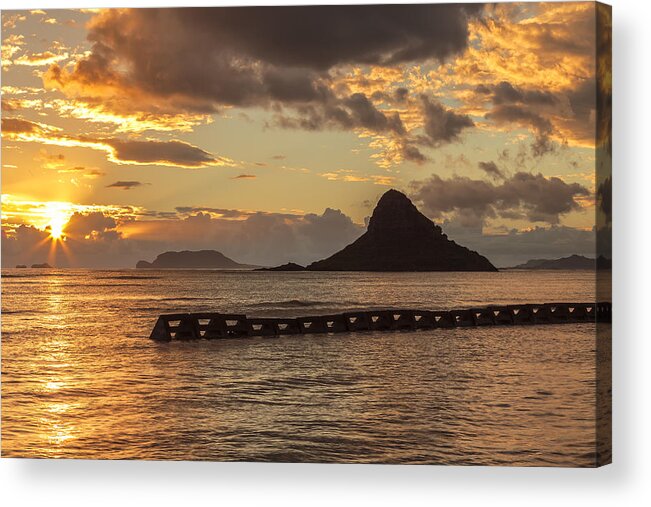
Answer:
[45,204,71,240]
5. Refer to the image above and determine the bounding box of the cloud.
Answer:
[106,181,146,190]
[36,149,66,170]
[478,161,505,180]
[46,5,481,109]
[102,138,221,167]
[444,224,597,268]
[14,50,69,66]
[343,93,405,134]
[1,199,598,270]
[419,95,474,146]
[40,6,482,165]
[1,34,25,63]
[486,104,554,157]
[1,197,367,268]
[2,117,60,135]
[270,91,405,135]
[427,3,599,150]
[410,171,591,227]
[231,174,256,180]
[63,212,117,239]
[597,4,611,152]
[319,170,396,186]
[2,14,26,29]
[490,81,557,106]
[2,117,230,168]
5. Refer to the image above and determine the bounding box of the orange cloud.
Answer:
[319,169,396,186]
[14,51,69,66]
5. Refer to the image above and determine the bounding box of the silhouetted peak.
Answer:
[368,189,440,236]
[307,189,497,271]
[376,188,412,206]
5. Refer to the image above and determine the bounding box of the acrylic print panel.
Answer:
[1,3,611,466]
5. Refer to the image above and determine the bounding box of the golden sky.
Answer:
[1,4,611,267]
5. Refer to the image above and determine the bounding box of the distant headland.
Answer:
[507,254,612,270]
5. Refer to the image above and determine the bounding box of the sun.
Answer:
[44,204,71,240]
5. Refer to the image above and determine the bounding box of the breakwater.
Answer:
[149,301,611,341]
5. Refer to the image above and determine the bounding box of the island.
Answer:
[307,189,497,272]
[31,263,52,268]
[15,264,27,268]
[255,262,306,271]
[136,250,257,269]
[507,254,612,270]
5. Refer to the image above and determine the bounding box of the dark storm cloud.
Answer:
[419,95,474,146]
[343,93,405,134]
[410,172,590,227]
[47,5,482,109]
[270,92,405,136]
[491,81,557,106]
[41,6,486,163]
[478,161,504,179]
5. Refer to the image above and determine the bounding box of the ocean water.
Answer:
[1,269,610,465]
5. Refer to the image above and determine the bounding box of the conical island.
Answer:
[307,189,497,272]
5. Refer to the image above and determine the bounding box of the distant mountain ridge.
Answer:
[136,250,257,269]
[508,254,612,270]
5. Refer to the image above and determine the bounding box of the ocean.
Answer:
[1,269,610,465]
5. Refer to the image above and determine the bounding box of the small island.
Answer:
[31,263,52,269]
[255,262,306,272]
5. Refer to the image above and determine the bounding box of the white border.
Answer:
[2,0,649,505]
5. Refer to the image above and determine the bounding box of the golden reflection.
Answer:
[44,380,64,390]
[34,273,80,454]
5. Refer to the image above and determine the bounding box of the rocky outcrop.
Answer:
[136,250,255,269]
[307,189,497,272]
[255,262,306,271]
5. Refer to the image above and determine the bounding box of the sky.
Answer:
[1,3,611,268]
